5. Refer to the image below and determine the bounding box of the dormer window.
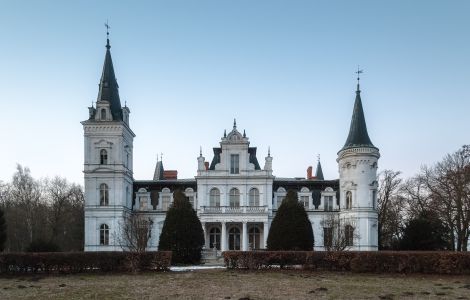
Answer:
[100,149,108,165]
[230,154,239,174]
[101,108,106,120]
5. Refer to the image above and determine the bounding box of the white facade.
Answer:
[83,38,380,252]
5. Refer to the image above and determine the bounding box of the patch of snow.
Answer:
[170,265,226,272]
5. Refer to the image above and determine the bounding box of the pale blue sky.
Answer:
[0,1,469,184]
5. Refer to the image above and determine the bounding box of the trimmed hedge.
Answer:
[223,251,470,274]
[0,251,171,274]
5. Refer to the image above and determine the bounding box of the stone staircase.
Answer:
[201,249,224,265]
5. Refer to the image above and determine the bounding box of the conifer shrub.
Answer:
[267,190,314,250]
[158,189,204,264]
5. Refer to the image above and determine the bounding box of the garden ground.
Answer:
[1,269,470,299]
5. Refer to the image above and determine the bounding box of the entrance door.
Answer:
[228,227,241,250]
[249,226,261,250]
[209,227,221,250]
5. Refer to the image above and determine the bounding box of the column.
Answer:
[242,221,248,251]
[201,222,207,248]
[221,222,227,251]
[263,221,269,249]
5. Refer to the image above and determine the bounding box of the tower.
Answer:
[81,33,135,251]
[337,75,380,251]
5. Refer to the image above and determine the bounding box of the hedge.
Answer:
[223,251,470,274]
[0,251,172,274]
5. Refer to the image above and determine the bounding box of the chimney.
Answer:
[307,166,314,180]
[163,170,178,180]
[204,162,209,170]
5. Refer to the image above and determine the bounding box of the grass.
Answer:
[0,269,470,299]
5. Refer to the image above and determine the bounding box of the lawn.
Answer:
[0,269,469,299]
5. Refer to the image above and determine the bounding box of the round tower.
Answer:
[337,76,380,251]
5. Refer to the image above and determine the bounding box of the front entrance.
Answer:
[249,226,261,249]
[209,227,221,250]
[228,227,241,250]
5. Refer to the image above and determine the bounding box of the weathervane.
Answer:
[105,20,110,37]
[355,66,363,91]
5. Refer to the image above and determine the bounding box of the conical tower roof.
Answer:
[97,37,123,121]
[341,85,375,150]
[315,160,324,180]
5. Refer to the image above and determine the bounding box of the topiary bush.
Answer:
[158,189,204,264]
[267,190,314,250]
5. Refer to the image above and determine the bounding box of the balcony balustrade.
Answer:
[200,206,268,214]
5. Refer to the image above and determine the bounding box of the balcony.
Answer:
[200,206,268,214]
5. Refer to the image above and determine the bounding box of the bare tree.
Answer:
[320,215,359,251]
[118,213,153,253]
[420,146,470,251]
[377,170,404,249]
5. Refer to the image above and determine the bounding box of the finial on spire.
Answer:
[91,101,94,108]
[355,66,363,92]
[317,154,320,162]
[243,129,246,138]
[233,118,237,129]
[160,152,163,162]
[224,129,227,138]
[105,20,111,49]
[199,146,202,157]
[268,146,271,157]
[124,101,127,107]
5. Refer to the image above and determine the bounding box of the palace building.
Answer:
[82,36,380,252]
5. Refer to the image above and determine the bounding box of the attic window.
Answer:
[101,109,106,120]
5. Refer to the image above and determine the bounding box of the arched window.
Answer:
[345,225,354,246]
[100,183,109,206]
[346,191,352,209]
[228,227,241,250]
[229,188,240,207]
[100,149,108,165]
[249,188,259,206]
[209,188,220,207]
[249,226,261,250]
[100,108,106,120]
[100,224,109,245]
[209,227,221,250]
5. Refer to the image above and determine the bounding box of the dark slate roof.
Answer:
[248,147,261,170]
[153,161,164,180]
[273,178,339,209]
[96,38,123,121]
[341,87,375,151]
[208,147,261,170]
[209,148,222,170]
[315,160,324,180]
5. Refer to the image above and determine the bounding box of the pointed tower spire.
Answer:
[315,155,324,180]
[97,22,123,121]
[341,69,375,150]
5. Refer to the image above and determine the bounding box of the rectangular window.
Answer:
[230,154,239,174]
[187,196,194,207]
[162,196,171,210]
[323,227,333,248]
[324,196,333,211]
[300,196,309,209]
[277,196,285,208]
